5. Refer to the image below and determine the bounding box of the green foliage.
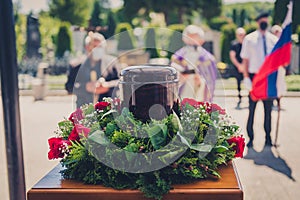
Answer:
[297,25,300,45]
[273,0,289,25]
[240,9,246,27]
[55,23,72,58]
[232,9,237,25]
[220,23,237,64]
[106,12,116,39]
[244,22,257,34]
[39,12,61,58]
[293,1,300,33]
[274,0,300,33]
[286,75,300,91]
[223,2,274,24]
[52,99,241,200]
[90,0,102,27]
[115,23,135,51]
[201,0,222,21]
[14,13,26,62]
[208,16,231,31]
[166,24,185,59]
[144,28,159,58]
[49,0,93,26]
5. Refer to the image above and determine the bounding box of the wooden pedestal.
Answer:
[27,162,243,200]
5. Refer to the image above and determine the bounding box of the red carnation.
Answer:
[227,135,245,158]
[48,137,70,160]
[68,124,91,141]
[68,108,84,124]
[95,101,110,110]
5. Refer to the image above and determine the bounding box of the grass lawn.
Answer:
[220,75,300,92]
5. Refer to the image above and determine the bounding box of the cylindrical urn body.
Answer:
[119,65,179,122]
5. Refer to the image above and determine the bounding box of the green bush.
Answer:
[55,23,72,58]
[208,16,231,31]
[220,23,237,64]
[244,22,257,34]
[296,25,300,45]
[115,23,135,51]
[166,24,185,58]
[144,28,159,58]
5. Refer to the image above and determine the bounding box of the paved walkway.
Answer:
[0,94,299,200]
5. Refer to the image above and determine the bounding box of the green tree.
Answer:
[122,0,203,25]
[294,1,300,33]
[115,23,135,51]
[240,9,246,27]
[273,0,289,25]
[273,0,299,32]
[144,28,159,58]
[202,0,222,22]
[90,0,102,27]
[232,9,237,25]
[166,24,185,58]
[106,12,116,39]
[220,23,237,64]
[55,23,72,58]
[39,12,61,58]
[49,0,93,26]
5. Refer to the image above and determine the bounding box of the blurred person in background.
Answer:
[171,25,217,102]
[229,27,246,109]
[73,32,119,108]
[240,13,278,147]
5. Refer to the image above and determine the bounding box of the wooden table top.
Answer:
[27,161,243,200]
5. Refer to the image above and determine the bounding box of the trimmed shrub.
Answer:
[208,16,231,31]
[55,23,72,58]
[166,24,185,58]
[115,23,135,51]
[144,28,159,58]
[220,23,237,64]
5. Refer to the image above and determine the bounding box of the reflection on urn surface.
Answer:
[120,65,179,122]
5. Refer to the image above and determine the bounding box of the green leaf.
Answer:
[124,143,139,161]
[158,148,185,165]
[171,111,182,132]
[214,145,228,153]
[177,133,191,147]
[85,104,95,115]
[88,130,110,146]
[147,124,168,150]
[210,111,219,122]
[190,143,212,152]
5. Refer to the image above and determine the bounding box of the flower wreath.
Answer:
[48,98,245,200]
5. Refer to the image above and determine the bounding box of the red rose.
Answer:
[181,98,200,108]
[211,103,226,115]
[68,108,84,124]
[95,101,110,110]
[48,137,70,160]
[227,135,245,158]
[68,124,91,141]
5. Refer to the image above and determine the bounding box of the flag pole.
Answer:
[274,98,281,148]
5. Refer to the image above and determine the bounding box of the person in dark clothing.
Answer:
[70,32,119,108]
[229,27,246,108]
[65,34,94,94]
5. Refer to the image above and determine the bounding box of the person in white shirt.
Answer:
[240,13,278,148]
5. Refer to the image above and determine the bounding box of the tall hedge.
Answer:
[55,23,72,58]
[166,24,185,58]
[144,28,159,58]
[220,23,237,64]
[115,23,135,51]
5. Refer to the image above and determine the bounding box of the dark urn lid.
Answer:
[120,65,178,84]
